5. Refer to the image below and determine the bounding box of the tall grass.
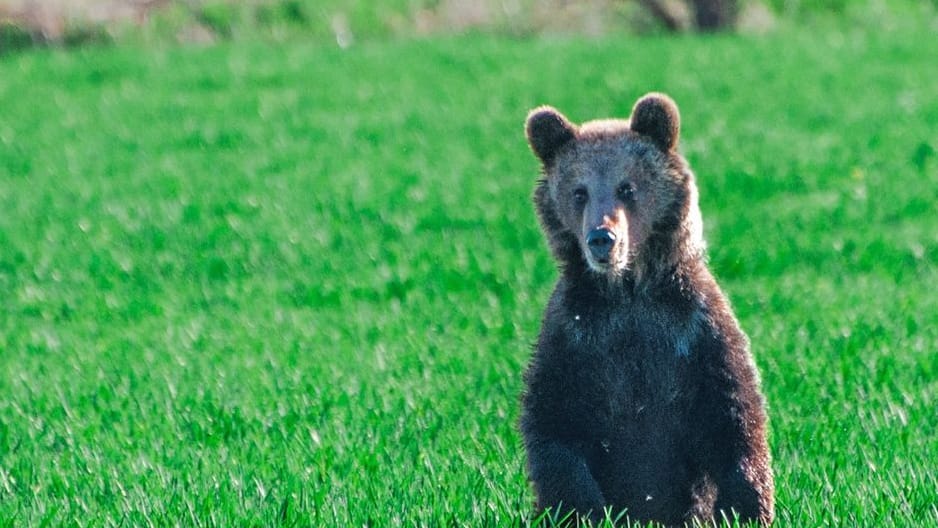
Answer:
[0,24,936,526]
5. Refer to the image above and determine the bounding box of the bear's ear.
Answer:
[629,93,680,152]
[526,106,577,166]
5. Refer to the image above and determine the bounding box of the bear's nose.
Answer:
[586,228,616,262]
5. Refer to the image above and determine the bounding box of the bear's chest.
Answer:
[557,305,701,438]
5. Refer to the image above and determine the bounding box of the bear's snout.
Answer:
[586,228,617,263]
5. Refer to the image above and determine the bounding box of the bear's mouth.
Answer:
[583,243,629,274]
[587,258,625,274]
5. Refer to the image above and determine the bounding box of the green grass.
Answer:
[1,26,937,526]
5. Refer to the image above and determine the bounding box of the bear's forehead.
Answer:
[574,120,656,157]
[578,118,631,136]
[561,136,659,178]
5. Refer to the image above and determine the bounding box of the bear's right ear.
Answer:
[526,106,577,166]
[629,93,680,152]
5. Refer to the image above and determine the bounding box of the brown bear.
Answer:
[520,93,774,526]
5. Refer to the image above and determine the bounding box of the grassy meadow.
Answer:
[1,19,937,527]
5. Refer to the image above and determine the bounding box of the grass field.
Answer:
[1,23,937,526]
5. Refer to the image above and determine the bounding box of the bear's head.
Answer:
[526,93,704,282]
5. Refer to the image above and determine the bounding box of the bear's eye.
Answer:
[617,182,635,202]
[573,187,588,205]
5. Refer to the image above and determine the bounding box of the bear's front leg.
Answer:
[694,355,775,524]
[687,301,775,525]
[524,435,606,523]
[712,460,774,525]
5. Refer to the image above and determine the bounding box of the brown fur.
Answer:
[520,93,774,526]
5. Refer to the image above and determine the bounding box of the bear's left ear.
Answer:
[526,106,577,166]
[629,93,680,152]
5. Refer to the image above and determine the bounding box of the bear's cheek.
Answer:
[626,217,651,253]
[548,185,581,231]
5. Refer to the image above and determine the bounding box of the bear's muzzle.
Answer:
[586,228,617,263]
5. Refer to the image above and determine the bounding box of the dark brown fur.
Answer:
[521,94,774,526]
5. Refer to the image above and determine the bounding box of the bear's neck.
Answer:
[635,226,705,287]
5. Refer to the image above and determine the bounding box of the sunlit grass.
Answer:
[0,27,936,526]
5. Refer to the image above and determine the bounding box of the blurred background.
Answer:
[1,0,935,52]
